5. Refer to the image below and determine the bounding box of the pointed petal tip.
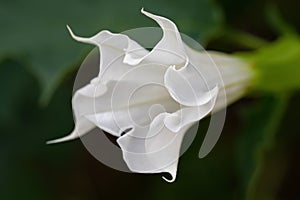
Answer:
[66,25,92,44]
[140,7,152,17]
[46,140,58,145]
[46,134,78,145]
[198,151,207,159]
[66,24,75,38]
[141,7,148,15]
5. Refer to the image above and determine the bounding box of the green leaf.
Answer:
[0,0,223,105]
[0,59,84,199]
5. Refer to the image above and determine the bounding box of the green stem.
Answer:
[237,34,300,93]
[246,93,290,200]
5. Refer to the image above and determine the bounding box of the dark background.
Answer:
[1,0,300,199]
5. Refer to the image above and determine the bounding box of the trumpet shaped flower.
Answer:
[48,9,253,182]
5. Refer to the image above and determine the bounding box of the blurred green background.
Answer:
[1,0,300,199]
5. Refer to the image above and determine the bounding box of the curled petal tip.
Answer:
[162,175,176,183]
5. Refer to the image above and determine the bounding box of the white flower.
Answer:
[47,9,253,182]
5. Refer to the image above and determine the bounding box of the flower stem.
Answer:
[237,34,300,94]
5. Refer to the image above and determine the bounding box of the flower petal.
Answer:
[67,25,149,81]
[164,64,218,107]
[48,64,180,143]
[164,45,253,108]
[46,117,95,144]
[124,9,187,67]
[84,64,179,137]
[117,112,191,182]
[184,45,253,97]
[164,87,218,132]
[46,80,106,144]
[117,90,217,182]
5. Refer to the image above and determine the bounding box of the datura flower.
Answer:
[48,9,254,182]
